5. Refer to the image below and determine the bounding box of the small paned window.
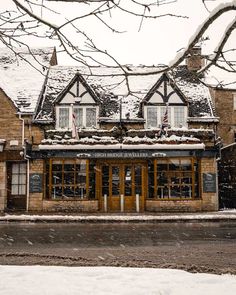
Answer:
[59,108,69,128]
[74,108,83,127]
[147,107,158,128]
[86,108,97,127]
[11,163,27,195]
[174,106,185,127]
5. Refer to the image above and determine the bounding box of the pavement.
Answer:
[0,209,236,223]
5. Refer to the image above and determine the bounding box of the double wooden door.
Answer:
[98,161,146,212]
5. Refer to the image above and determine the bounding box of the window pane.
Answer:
[59,108,69,128]
[86,108,96,127]
[147,107,157,128]
[19,185,26,195]
[12,174,19,185]
[160,106,171,126]
[74,108,83,127]
[174,106,185,127]
[12,164,19,174]
[11,184,18,195]
[19,163,26,173]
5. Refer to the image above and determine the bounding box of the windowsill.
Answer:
[44,198,97,201]
[146,197,201,201]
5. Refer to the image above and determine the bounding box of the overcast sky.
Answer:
[0,0,235,66]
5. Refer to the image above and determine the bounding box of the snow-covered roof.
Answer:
[35,65,216,122]
[0,47,55,113]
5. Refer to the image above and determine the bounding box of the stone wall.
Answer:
[211,88,236,146]
[0,162,6,211]
[42,200,98,212]
[28,159,44,211]
[0,90,23,150]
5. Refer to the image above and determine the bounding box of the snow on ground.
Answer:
[1,210,236,222]
[0,266,235,295]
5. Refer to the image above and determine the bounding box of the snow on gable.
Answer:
[56,73,99,105]
[0,47,54,113]
[145,73,187,105]
[35,64,216,122]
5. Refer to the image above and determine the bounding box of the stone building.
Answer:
[0,47,219,213]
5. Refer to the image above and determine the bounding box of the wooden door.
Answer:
[99,161,146,212]
[7,162,27,210]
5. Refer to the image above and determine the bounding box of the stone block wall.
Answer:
[28,159,44,211]
[211,88,236,146]
[0,162,6,211]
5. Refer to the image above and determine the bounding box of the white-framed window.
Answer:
[86,108,97,127]
[58,107,70,128]
[174,106,185,127]
[147,107,158,128]
[74,108,83,127]
[56,105,98,129]
[145,105,187,128]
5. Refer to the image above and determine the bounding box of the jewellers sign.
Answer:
[91,152,150,158]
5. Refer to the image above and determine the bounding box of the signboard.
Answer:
[203,173,216,193]
[29,173,43,193]
[90,152,150,158]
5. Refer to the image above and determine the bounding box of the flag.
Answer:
[72,105,79,139]
[159,104,169,137]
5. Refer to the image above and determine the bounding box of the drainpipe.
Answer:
[18,113,30,212]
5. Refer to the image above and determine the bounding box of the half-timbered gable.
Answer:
[54,74,100,130]
[142,73,188,129]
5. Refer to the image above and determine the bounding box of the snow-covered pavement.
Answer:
[0,266,236,295]
[0,209,236,223]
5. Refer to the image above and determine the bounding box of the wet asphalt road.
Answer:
[0,222,235,274]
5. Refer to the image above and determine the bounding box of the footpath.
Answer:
[0,209,236,223]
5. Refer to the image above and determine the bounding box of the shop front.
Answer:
[28,145,218,213]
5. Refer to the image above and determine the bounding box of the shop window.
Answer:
[46,159,96,200]
[148,158,199,199]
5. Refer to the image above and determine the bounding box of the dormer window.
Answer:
[145,105,187,128]
[56,106,98,129]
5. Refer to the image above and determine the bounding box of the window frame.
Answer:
[144,105,188,128]
[45,158,96,200]
[56,105,99,129]
[147,157,200,200]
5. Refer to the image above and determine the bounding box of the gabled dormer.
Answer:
[142,73,188,129]
[55,73,100,130]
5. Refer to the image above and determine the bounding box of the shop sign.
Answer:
[93,152,149,158]
[29,173,43,193]
[203,173,216,193]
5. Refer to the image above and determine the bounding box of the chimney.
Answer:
[186,46,204,72]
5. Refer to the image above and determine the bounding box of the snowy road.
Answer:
[0,222,235,274]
